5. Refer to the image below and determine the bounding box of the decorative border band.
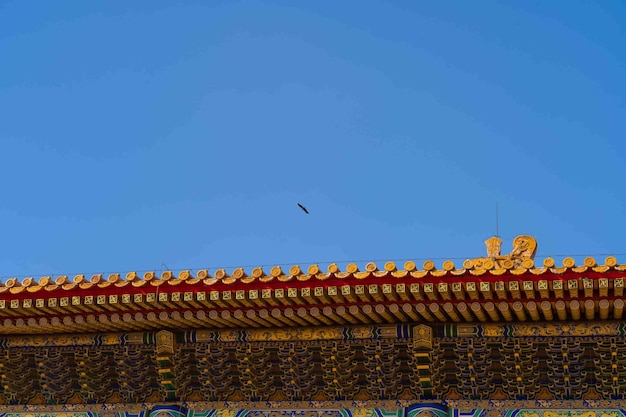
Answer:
[2,321,625,348]
[442,322,626,337]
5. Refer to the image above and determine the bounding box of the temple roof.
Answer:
[0,235,624,334]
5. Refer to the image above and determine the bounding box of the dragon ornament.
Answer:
[469,235,537,270]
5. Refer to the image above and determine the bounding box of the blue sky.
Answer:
[0,1,625,279]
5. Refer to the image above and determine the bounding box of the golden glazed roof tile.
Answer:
[1,235,625,334]
[1,256,626,294]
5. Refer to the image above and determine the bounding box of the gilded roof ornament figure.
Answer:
[472,235,537,269]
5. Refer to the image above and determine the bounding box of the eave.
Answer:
[0,255,623,334]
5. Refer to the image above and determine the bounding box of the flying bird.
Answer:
[297,203,309,214]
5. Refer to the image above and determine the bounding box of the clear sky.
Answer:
[1,1,625,279]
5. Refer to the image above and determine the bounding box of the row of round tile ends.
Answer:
[0,256,620,289]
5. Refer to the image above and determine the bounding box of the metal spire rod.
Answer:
[496,203,499,237]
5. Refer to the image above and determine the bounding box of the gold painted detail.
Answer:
[443,321,622,337]
[516,412,622,417]
[156,330,175,355]
[446,400,626,413]
[413,324,432,350]
[0,333,150,348]
[192,324,404,343]
[0,401,414,415]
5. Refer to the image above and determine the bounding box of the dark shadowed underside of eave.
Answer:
[0,322,625,405]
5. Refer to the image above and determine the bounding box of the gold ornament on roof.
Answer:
[471,235,537,269]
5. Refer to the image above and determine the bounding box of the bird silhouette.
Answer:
[297,203,309,214]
